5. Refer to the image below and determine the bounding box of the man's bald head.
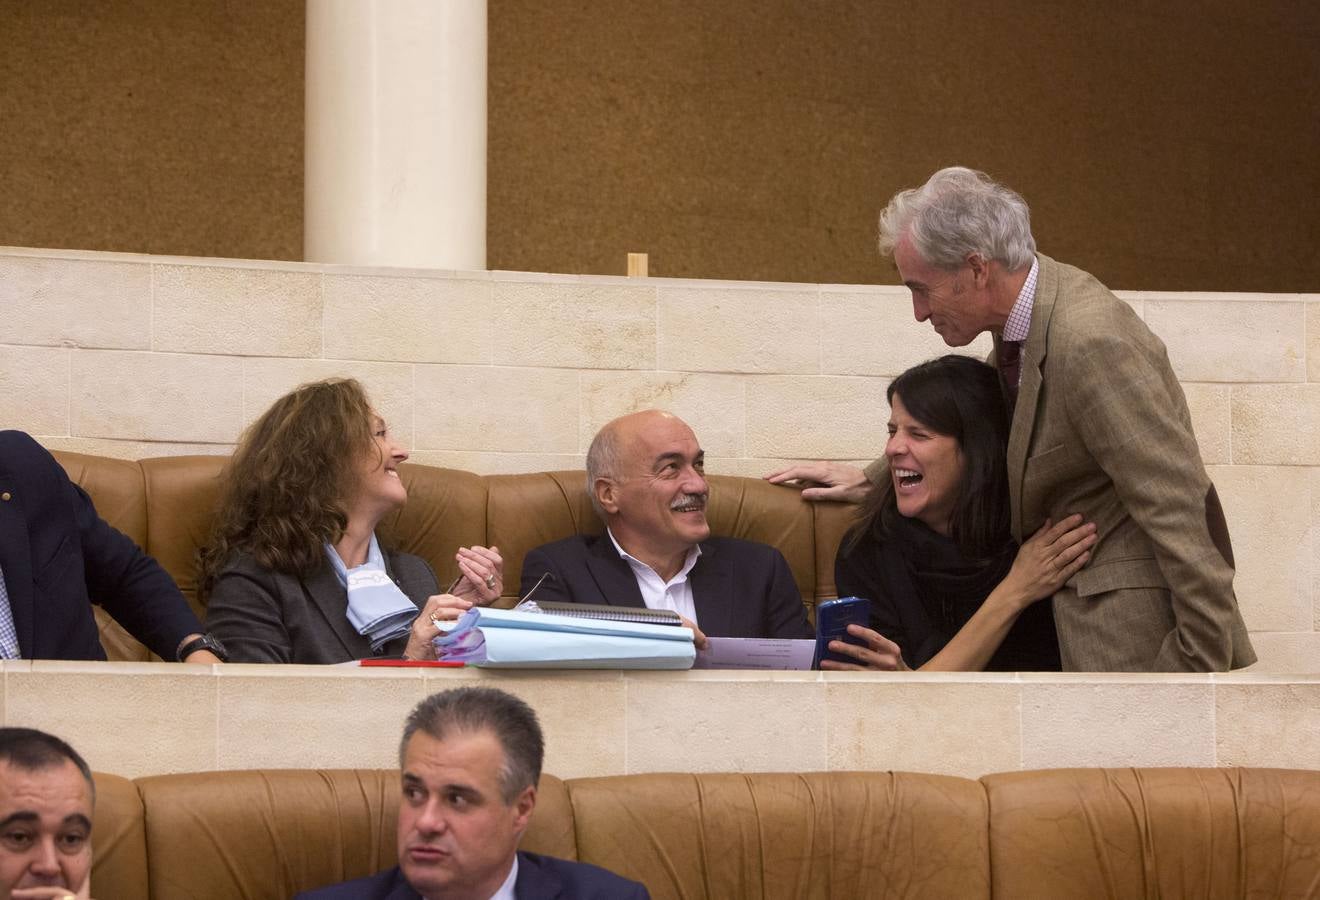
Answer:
[586,410,693,514]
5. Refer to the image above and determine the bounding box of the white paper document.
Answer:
[693,637,815,670]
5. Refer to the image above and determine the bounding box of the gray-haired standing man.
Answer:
[770,167,1254,672]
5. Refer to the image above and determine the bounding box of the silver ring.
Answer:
[484,574,497,590]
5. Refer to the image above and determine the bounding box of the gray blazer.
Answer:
[204,546,439,663]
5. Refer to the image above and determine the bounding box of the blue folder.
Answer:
[432,607,696,669]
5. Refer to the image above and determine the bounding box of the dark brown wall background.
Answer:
[3,1,1317,290]
[0,1,304,261]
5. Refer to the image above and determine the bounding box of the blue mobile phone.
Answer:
[812,596,872,669]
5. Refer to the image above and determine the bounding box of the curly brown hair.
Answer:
[197,378,378,601]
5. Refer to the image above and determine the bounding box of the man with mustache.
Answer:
[297,687,647,899]
[520,410,813,643]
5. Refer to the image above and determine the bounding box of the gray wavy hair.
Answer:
[877,167,1036,271]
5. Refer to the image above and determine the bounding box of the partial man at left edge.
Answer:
[0,431,224,663]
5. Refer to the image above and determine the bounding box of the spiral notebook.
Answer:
[518,600,684,627]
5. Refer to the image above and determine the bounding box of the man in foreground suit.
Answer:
[768,167,1253,672]
[296,687,648,900]
[0,430,224,663]
[0,727,95,900]
[520,410,813,643]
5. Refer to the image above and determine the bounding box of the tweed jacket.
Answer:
[1002,253,1252,671]
[864,254,1254,671]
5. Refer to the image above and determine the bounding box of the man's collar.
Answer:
[488,853,519,900]
[1001,256,1039,342]
[606,528,702,582]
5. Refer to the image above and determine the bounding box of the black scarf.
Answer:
[878,517,1060,670]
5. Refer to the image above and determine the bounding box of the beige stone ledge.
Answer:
[745,375,888,458]
[1210,465,1313,632]
[1183,383,1231,466]
[7,664,1318,781]
[826,680,1021,777]
[1231,384,1320,465]
[1128,289,1320,304]
[0,254,151,350]
[71,350,244,443]
[1245,632,1320,674]
[1145,299,1307,382]
[1019,682,1216,768]
[323,274,492,365]
[1216,682,1320,769]
[1314,468,1320,632]
[414,366,579,453]
[0,345,70,435]
[493,281,656,370]
[152,264,322,357]
[658,285,820,375]
[1308,301,1319,383]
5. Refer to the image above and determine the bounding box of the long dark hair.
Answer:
[845,355,1011,559]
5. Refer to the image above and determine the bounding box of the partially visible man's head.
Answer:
[0,728,95,900]
[396,688,543,900]
[879,168,1036,347]
[585,410,711,559]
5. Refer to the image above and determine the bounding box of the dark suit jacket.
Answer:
[204,546,439,663]
[520,534,813,639]
[293,852,650,900]
[0,430,203,660]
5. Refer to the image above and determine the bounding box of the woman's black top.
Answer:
[834,517,1061,671]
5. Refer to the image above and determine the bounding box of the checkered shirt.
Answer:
[1002,256,1039,343]
[0,562,21,659]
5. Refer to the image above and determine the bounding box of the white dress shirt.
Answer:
[489,854,518,900]
[608,529,703,626]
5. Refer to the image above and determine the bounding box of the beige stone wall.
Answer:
[2,246,1318,670]
[4,663,1318,780]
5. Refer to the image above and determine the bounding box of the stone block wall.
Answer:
[2,246,1317,670]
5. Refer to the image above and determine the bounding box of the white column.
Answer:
[304,0,486,270]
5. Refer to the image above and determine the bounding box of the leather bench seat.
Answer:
[86,766,1320,900]
[52,450,858,661]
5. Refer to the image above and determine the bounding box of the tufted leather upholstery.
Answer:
[86,766,1320,900]
[52,451,855,661]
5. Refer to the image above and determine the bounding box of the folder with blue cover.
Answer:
[432,606,696,669]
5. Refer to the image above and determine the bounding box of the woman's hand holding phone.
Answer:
[819,624,909,671]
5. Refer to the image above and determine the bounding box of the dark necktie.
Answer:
[999,339,1023,410]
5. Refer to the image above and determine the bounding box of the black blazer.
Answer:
[293,852,650,899]
[0,430,203,660]
[204,546,439,663]
[520,534,812,640]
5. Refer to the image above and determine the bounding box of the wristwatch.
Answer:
[177,633,229,662]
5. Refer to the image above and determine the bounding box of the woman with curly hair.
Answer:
[199,378,502,663]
